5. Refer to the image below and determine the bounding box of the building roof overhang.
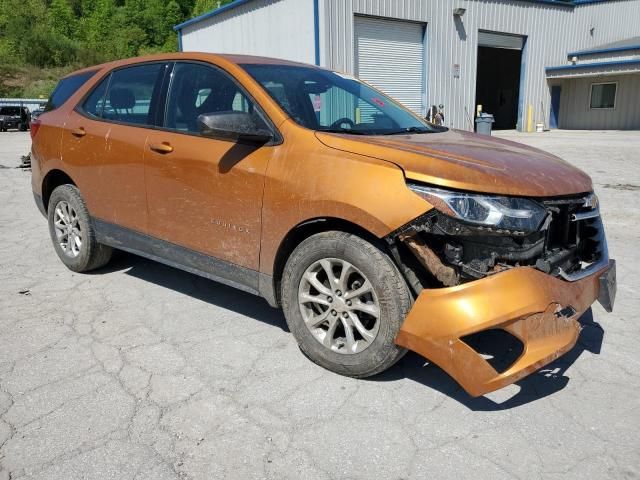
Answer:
[546,59,640,78]
[567,37,640,58]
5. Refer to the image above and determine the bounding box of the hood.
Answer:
[315,129,592,197]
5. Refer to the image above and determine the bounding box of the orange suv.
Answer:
[31,53,616,396]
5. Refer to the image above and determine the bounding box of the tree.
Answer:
[191,0,233,17]
[162,0,183,50]
[49,0,77,38]
[79,0,118,57]
[165,0,183,32]
[0,0,196,96]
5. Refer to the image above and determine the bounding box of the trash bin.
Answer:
[475,113,494,136]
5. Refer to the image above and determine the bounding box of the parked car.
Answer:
[30,53,616,397]
[0,105,30,131]
[30,105,46,122]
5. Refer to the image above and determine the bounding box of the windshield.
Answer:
[0,107,21,116]
[241,64,437,135]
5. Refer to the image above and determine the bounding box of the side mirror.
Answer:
[197,111,273,144]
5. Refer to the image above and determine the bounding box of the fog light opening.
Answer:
[461,329,524,374]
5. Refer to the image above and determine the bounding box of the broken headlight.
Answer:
[408,184,547,233]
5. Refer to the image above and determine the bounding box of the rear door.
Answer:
[32,70,97,201]
[61,62,168,233]
[144,61,275,271]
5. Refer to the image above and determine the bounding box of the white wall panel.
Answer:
[180,0,640,130]
[181,0,316,65]
[558,73,640,129]
[320,0,640,130]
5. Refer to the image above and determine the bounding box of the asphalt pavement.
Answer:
[1,129,639,479]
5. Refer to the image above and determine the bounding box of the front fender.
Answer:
[259,121,430,275]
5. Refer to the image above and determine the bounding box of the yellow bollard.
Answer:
[527,104,534,133]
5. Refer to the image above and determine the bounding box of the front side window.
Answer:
[242,64,437,135]
[100,64,164,126]
[590,83,617,109]
[165,62,265,134]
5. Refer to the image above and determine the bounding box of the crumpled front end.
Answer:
[395,264,614,396]
[388,193,616,397]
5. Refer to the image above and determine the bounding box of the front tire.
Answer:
[281,231,412,378]
[47,184,112,272]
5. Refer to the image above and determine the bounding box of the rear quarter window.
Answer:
[45,70,97,112]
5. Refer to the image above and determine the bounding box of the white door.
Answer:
[354,16,425,115]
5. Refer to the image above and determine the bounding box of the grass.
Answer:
[0,63,77,98]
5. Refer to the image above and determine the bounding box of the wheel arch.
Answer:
[42,169,77,212]
[267,217,390,307]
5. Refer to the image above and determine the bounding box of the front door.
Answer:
[144,61,274,271]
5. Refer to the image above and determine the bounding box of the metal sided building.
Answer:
[175,0,640,131]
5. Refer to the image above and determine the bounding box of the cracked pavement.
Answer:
[1,130,639,479]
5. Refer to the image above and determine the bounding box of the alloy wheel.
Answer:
[53,201,82,258]
[298,258,381,354]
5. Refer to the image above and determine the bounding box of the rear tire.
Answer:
[47,184,112,272]
[281,231,412,378]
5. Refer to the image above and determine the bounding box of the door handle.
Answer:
[71,127,86,137]
[149,142,174,154]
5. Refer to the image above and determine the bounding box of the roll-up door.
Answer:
[354,16,425,114]
[478,31,525,50]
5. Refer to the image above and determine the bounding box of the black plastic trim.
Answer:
[93,218,267,298]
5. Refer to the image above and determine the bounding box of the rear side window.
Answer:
[82,74,110,118]
[101,64,164,126]
[45,71,96,112]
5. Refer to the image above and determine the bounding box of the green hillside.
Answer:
[0,0,233,97]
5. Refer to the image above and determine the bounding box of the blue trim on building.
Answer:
[313,0,320,65]
[516,36,528,132]
[174,0,254,31]
[178,30,183,51]
[546,59,640,72]
[508,0,613,6]
[568,44,640,58]
[422,24,429,119]
[573,0,619,4]
[516,0,574,6]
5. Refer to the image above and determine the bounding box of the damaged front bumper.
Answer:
[395,260,615,397]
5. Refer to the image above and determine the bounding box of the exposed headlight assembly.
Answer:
[409,184,547,233]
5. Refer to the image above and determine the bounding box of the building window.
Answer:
[590,82,617,109]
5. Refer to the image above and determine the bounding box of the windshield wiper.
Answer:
[383,126,432,135]
[319,128,368,135]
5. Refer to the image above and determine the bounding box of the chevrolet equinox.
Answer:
[31,53,616,396]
